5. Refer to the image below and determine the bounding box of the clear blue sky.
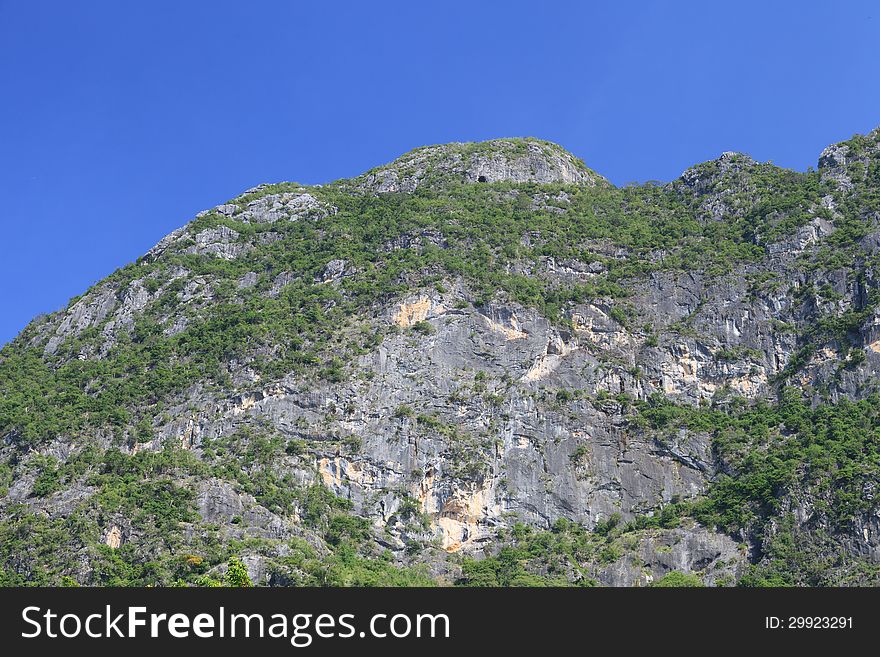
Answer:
[1,1,879,346]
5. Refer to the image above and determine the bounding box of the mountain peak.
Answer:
[818,127,880,191]
[351,137,609,193]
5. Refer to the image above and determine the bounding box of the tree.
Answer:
[225,556,252,587]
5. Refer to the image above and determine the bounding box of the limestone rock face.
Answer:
[3,131,880,586]
[818,126,880,191]
[595,525,746,587]
[105,526,123,549]
[355,138,608,193]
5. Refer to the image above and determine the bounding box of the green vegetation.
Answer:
[631,389,880,585]
[0,441,438,587]
[649,571,704,587]
[458,386,880,587]
[633,390,880,531]
[224,556,253,587]
[458,521,597,586]
[1,132,880,586]
[411,320,435,335]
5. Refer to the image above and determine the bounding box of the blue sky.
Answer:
[1,1,879,346]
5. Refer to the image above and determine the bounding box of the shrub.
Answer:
[224,557,252,587]
[411,321,435,335]
[649,571,704,587]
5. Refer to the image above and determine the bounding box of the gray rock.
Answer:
[237,271,259,289]
[186,226,250,260]
[356,138,607,193]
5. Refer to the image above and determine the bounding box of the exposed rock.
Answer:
[105,526,123,549]
[269,271,297,297]
[237,271,259,289]
[239,191,336,224]
[5,130,880,587]
[356,138,607,193]
[315,259,349,284]
[187,226,250,260]
[597,525,746,586]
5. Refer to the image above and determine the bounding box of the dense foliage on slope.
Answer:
[2,132,880,586]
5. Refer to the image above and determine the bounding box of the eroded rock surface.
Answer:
[4,131,880,586]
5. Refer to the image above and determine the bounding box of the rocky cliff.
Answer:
[2,132,880,586]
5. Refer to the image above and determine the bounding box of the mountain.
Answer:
[2,131,880,586]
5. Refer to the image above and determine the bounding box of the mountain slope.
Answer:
[2,131,880,586]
